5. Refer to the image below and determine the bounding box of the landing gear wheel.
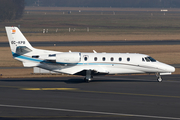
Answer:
[156,73,163,82]
[157,76,162,82]
[84,78,91,83]
[84,70,93,83]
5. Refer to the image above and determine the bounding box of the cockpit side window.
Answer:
[145,57,151,62]
[142,58,145,62]
[148,56,156,62]
[144,56,156,62]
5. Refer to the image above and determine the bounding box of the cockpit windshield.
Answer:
[144,56,156,62]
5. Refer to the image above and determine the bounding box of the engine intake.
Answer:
[56,52,81,63]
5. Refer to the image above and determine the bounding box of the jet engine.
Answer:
[56,52,81,63]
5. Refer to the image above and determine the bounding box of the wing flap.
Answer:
[56,66,109,75]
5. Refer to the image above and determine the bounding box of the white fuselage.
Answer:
[14,50,175,75]
[6,26,175,82]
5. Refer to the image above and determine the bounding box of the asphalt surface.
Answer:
[0,75,180,120]
[1,40,180,47]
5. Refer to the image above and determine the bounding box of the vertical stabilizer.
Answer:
[5,27,34,54]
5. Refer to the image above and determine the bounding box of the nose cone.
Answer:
[161,64,175,73]
[168,65,175,73]
[157,62,175,73]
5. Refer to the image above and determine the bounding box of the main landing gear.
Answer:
[84,70,93,83]
[156,73,163,82]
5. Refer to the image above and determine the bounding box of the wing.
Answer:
[55,65,109,76]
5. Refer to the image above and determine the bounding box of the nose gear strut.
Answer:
[156,73,163,82]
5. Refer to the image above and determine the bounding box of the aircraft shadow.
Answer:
[91,79,155,83]
[0,77,156,84]
[0,117,17,120]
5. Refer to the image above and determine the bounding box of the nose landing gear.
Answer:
[156,73,163,82]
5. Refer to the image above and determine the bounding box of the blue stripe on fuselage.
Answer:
[12,52,111,66]
[12,52,42,62]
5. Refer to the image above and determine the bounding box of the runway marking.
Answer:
[0,86,78,91]
[0,115,121,118]
[76,90,180,99]
[0,85,20,89]
[0,104,179,120]
[20,88,78,91]
[1,85,180,98]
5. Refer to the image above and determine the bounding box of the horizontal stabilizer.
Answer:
[23,62,40,67]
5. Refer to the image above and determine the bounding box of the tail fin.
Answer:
[5,27,34,54]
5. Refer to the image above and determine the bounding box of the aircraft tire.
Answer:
[157,77,162,82]
[84,78,90,83]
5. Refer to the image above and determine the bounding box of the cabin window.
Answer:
[32,55,39,58]
[94,57,97,61]
[102,57,106,61]
[127,57,130,62]
[110,57,114,61]
[84,57,88,61]
[142,58,145,62]
[119,57,122,61]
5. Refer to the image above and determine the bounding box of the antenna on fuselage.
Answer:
[93,50,97,53]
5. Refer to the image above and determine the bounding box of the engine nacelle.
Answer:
[56,52,81,63]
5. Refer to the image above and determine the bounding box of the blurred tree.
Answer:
[0,0,25,21]
[25,0,36,6]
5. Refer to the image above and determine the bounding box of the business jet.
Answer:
[5,27,175,82]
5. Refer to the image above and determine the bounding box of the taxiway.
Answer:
[0,75,180,120]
